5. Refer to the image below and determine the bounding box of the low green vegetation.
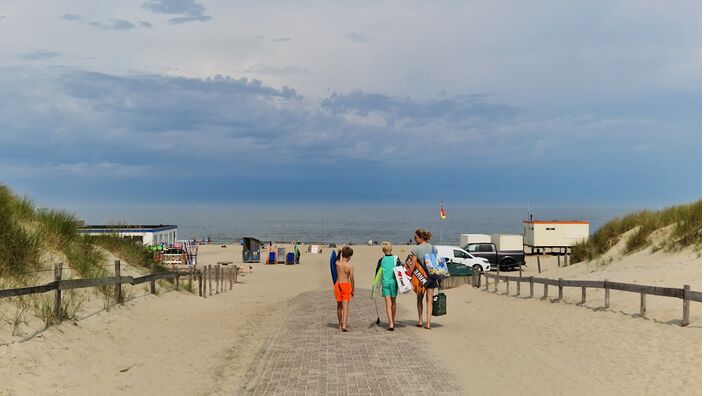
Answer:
[0,184,158,284]
[571,200,702,263]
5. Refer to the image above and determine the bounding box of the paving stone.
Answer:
[244,289,463,395]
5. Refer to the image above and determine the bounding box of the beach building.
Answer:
[78,224,178,246]
[523,220,589,253]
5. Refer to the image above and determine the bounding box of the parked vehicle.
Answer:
[463,242,525,270]
[435,245,491,273]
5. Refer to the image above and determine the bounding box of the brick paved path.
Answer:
[243,289,463,395]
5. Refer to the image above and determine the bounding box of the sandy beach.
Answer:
[0,243,701,395]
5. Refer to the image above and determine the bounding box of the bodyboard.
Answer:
[371,267,383,299]
[394,266,412,294]
[330,250,338,285]
[406,255,429,295]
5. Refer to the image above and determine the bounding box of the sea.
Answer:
[72,204,632,246]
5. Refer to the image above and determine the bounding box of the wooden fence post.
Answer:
[188,267,193,292]
[208,265,213,296]
[537,255,542,273]
[198,270,203,297]
[505,276,509,295]
[557,255,561,267]
[230,268,233,290]
[682,284,690,326]
[543,283,548,299]
[150,262,156,294]
[114,260,122,304]
[494,275,499,293]
[175,272,180,291]
[558,278,563,301]
[581,287,586,305]
[484,274,488,291]
[529,277,534,298]
[640,293,646,318]
[216,265,220,294]
[54,263,62,323]
[604,279,610,309]
[516,277,521,296]
[565,253,570,266]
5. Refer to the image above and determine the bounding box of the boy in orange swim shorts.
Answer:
[334,246,355,332]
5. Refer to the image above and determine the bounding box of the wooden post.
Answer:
[230,268,233,290]
[683,284,690,326]
[494,275,499,293]
[516,276,521,296]
[476,272,481,288]
[198,271,203,297]
[543,283,548,299]
[150,262,156,294]
[640,293,646,318]
[175,272,179,291]
[565,253,570,266]
[54,263,62,323]
[604,279,610,309]
[529,277,534,298]
[484,274,489,291]
[537,255,542,273]
[216,265,220,294]
[558,278,563,301]
[208,265,213,296]
[557,255,561,267]
[581,287,586,305]
[114,260,122,304]
[505,276,509,294]
[188,267,193,292]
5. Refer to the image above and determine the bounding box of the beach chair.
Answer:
[286,252,295,265]
[267,251,276,265]
[277,247,286,264]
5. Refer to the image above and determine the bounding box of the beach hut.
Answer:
[242,237,262,263]
[523,220,589,254]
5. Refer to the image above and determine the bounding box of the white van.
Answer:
[435,245,491,273]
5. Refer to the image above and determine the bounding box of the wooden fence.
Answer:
[470,272,701,327]
[0,260,239,324]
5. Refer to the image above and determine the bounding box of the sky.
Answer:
[0,0,701,209]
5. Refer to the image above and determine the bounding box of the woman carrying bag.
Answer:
[408,228,439,329]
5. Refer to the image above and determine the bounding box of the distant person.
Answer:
[375,242,403,331]
[408,228,437,329]
[334,246,355,332]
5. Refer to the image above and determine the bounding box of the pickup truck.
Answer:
[463,242,525,270]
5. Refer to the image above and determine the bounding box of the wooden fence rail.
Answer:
[0,260,240,325]
[480,272,701,327]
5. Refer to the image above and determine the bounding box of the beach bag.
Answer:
[424,247,450,280]
[432,289,447,316]
[393,265,412,294]
[406,255,430,295]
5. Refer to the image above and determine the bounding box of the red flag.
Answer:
[440,203,446,220]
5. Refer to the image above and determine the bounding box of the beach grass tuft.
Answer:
[571,200,702,262]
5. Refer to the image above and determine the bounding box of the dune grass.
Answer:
[571,200,702,263]
[89,234,154,270]
[0,186,42,280]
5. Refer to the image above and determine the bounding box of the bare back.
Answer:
[335,259,352,283]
